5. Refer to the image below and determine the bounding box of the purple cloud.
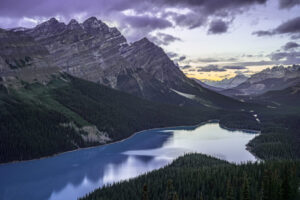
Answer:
[208,20,229,34]
[149,32,181,46]
[0,0,270,41]
[283,41,299,50]
[253,16,300,38]
[279,0,300,9]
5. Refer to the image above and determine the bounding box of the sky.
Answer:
[0,0,300,81]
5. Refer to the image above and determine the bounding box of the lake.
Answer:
[0,122,259,200]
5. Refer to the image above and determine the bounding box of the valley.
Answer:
[0,15,299,200]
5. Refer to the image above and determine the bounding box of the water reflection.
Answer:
[0,123,258,200]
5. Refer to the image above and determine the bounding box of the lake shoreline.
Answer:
[0,119,260,166]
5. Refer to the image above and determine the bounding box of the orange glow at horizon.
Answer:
[182,65,272,81]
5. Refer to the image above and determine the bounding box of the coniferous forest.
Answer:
[81,154,300,200]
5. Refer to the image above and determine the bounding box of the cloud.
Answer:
[253,16,300,38]
[149,32,181,46]
[197,58,220,63]
[124,15,172,30]
[252,30,273,36]
[197,65,226,72]
[178,56,186,61]
[283,41,299,50]
[208,20,229,34]
[167,52,179,58]
[180,65,192,69]
[270,51,300,63]
[279,0,300,9]
[223,66,246,69]
[0,0,269,41]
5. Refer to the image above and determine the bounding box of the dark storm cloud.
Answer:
[283,42,299,50]
[149,32,181,46]
[279,0,300,9]
[208,20,229,34]
[197,65,226,72]
[0,0,269,41]
[253,16,300,37]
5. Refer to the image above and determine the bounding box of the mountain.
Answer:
[202,74,248,90]
[0,17,243,109]
[192,78,224,92]
[222,65,300,97]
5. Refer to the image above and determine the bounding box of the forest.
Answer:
[0,75,218,163]
[81,153,300,200]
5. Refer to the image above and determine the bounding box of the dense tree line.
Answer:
[0,97,86,163]
[0,75,218,163]
[81,153,300,200]
[52,76,217,140]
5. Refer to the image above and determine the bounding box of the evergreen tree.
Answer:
[226,180,234,200]
[242,174,250,200]
[142,184,148,200]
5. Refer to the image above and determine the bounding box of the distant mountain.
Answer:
[0,17,243,109]
[202,74,248,90]
[192,78,224,92]
[222,65,300,97]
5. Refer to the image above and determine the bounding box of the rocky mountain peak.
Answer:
[28,17,67,39]
[67,19,82,30]
[82,17,109,33]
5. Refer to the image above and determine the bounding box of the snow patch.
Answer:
[171,89,196,100]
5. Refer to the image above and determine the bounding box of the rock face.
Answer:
[0,17,241,108]
[222,65,300,96]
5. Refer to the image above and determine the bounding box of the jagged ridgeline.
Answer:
[0,17,244,109]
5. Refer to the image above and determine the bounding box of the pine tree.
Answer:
[226,180,234,200]
[142,184,148,200]
[262,169,270,200]
[242,174,250,200]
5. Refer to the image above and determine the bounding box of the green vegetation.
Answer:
[81,153,300,200]
[0,74,219,163]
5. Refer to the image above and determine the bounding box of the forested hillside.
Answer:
[0,74,218,163]
[81,153,300,200]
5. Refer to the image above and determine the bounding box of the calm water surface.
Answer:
[0,123,258,200]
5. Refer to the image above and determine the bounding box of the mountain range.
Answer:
[195,65,300,98]
[222,65,300,97]
[202,74,249,90]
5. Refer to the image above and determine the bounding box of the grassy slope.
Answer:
[81,153,300,200]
